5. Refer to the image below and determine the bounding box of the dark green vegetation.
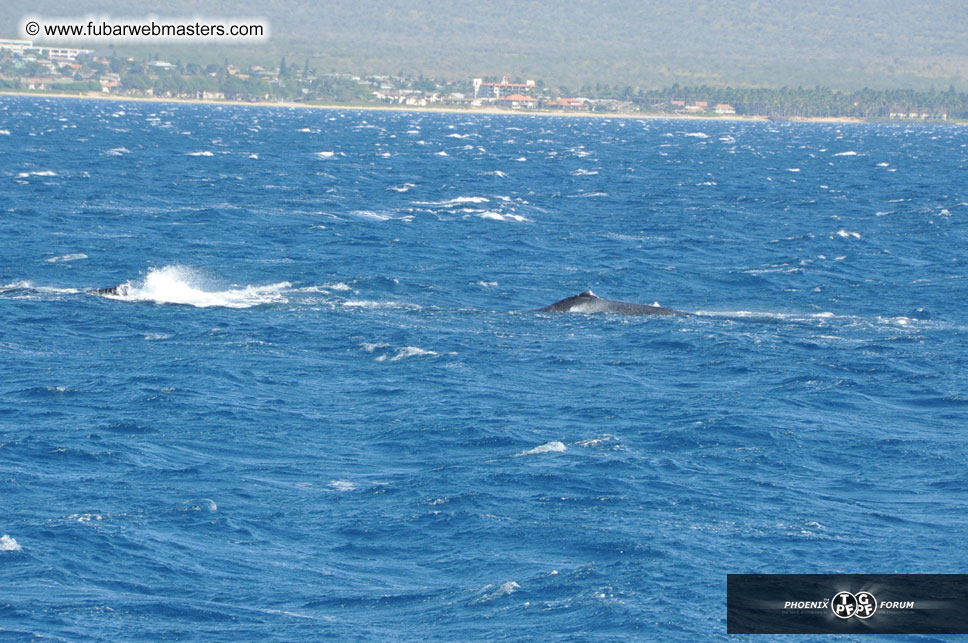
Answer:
[5,49,968,120]
[6,0,968,90]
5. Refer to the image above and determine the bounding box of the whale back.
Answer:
[538,291,682,315]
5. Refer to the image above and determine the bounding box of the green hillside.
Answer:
[5,0,968,89]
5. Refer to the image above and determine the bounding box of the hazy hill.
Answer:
[5,0,968,89]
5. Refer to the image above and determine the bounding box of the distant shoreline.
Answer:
[0,89,935,125]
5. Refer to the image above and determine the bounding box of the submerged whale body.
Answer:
[538,290,683,316]
[87,284,128,297]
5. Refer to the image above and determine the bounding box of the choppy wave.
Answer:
[1,281,79,297]
[94,266,290,308]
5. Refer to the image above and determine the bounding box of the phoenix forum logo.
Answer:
[832,591,877,619]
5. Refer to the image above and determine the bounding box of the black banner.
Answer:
[727,574,968,634]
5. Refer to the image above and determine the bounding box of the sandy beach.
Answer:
[0,89,877,124]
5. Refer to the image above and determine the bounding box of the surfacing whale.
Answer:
[538,290,683,316]
[87,285,129,297]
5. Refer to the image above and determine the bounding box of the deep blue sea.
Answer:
[2,96,967,640]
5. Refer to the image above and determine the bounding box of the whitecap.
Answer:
[415,196,489,207]
[350,210,396,221]
[833,151,858,157]
[343,300,420,310]
[67,513,103,523]
[516,441,567,456]
[377,346,438,362]
[185,150,213,157]
[571,169,599,176]
[388,183,416,192]
[435,151,449,156]
[684,132,709,138]
[46,253,88,263]
[0,535,22,551]
[478,581,520,603]
[316,151,336,159]
[183,499,217,512]
[0,129,10,135]
[477,212,530,222]
[296,282,352,293]
[103,147,130,156]
[329,480,357,492]
[835,229,861,239]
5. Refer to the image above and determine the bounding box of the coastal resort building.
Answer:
[496,94,538,109]
[0,39,91,60]
[473,76,536,101]
[543,97,588,111]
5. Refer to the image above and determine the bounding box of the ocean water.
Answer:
[2,96,967,640]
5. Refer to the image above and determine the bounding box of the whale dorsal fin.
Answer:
[579,290,598,298]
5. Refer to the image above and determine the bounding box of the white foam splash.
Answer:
[103,147,130,156]
[0,535,21,551]
[185,150,213,157]
[684,132,709,138]
[316,151,336,159]
[16,170,57,177]
[516,441,567,456]
[833,151,858,157]
[98,266,289,308]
